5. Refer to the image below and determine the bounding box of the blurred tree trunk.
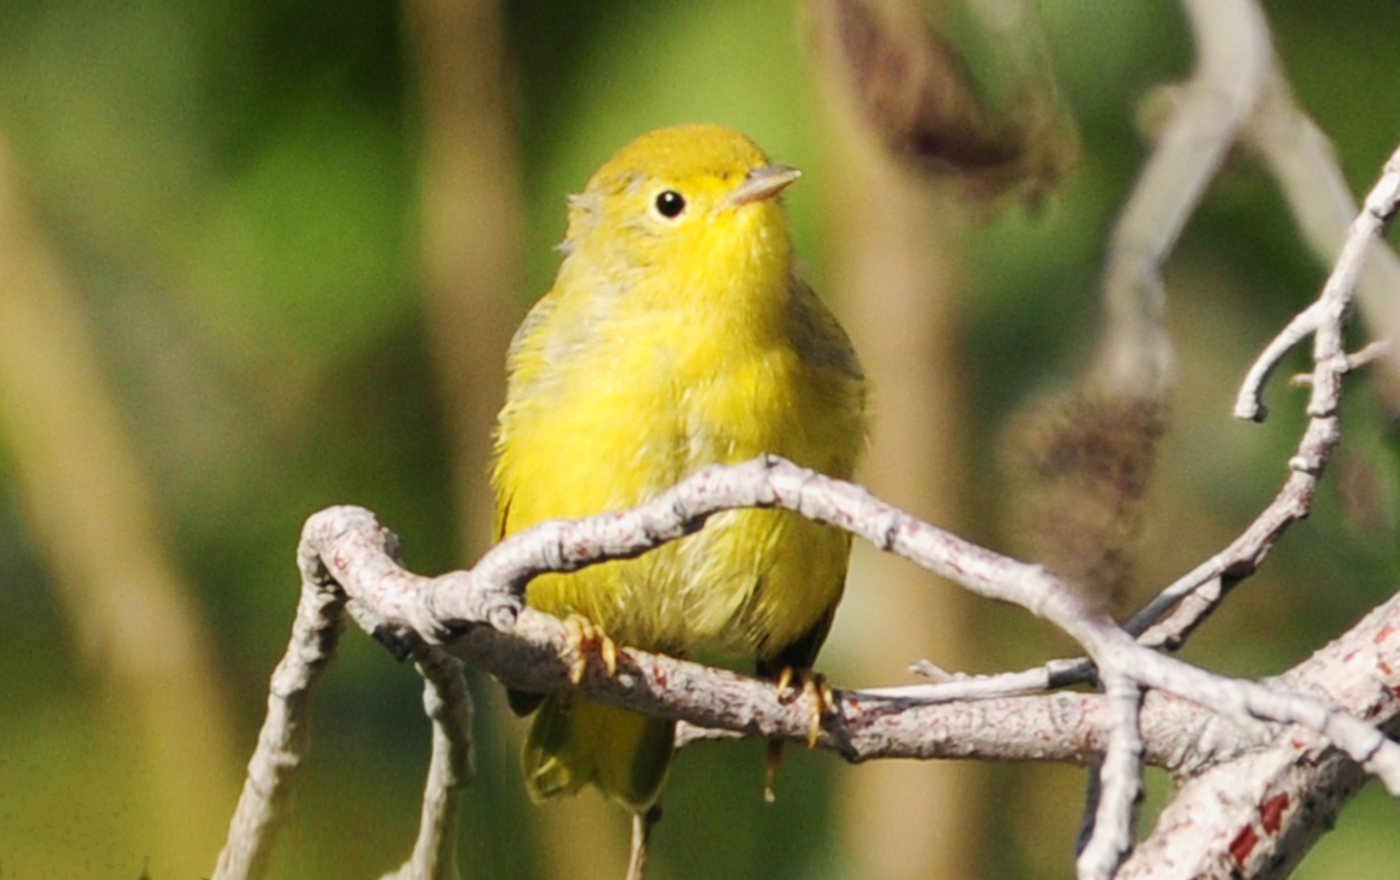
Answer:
[819,66,982,880]
[407,0,520,561]
[0,133,238,879]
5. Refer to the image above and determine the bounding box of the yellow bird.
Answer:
[492,123,867,814]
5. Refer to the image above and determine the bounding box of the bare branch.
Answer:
[297,457,1400,794]
[1242,67,1400,399]
[211,553,349,880]
[1119,590,1400,880]
[1236,140,1400,421]
[218,443,1400,876]
[1077,674,1146,880]
[1122,139,1400,651]
[260,497,1400,772]
[857,662,1068,702]
[379,649,472,880]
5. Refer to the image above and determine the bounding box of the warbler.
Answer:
[492,123,867,813]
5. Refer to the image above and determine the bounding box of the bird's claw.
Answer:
[765,668,835,801]
[775,668,834,747]
[563,614,619,684]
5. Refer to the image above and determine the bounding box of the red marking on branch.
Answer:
[1375,621,1398,643]
[1260,792,1289,835]
[1229,825,1259,866]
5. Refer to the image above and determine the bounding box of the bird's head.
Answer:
[561,124,799,293]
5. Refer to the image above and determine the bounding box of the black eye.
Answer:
[654,190,686,219]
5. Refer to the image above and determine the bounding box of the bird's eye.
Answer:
[654,190,686,219]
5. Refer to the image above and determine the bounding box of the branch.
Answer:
[211,555,349,880]
[1241,60,1400,402]
[1077,672,1146,878]
[379,648,472,880]
[217,491,1400,879]
[372,452,1400,877]
[1119,589,1400,880]
[1235,140,1400,422]
[1121,138,1400,652]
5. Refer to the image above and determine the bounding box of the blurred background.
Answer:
[2,1,1399,878]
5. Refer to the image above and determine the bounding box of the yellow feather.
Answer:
[492,123,866,809]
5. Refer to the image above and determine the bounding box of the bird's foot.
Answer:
[774,667,835,747]
[764,669,835,802]
[562,614,619,685]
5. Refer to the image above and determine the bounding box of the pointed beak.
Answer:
[727,165,801,207]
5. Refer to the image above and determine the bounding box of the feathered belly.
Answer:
[512,337,851,660]
[527,503,848,661]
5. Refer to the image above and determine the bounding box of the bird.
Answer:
[491,122,866,860]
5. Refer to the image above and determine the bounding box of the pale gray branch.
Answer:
[214,440,1400,880]
[1235,139,1400,421]
[1243,68,1400,389]
[211,548,350,880]
[1078,673,1147,880]
[1118,590,1400,880]
[380,649,472,880]
[1123,137,1400,652]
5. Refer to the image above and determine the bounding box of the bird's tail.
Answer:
[523,696,675,809]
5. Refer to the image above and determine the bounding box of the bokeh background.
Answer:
[2,1,1399,879]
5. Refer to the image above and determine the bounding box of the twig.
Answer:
[379,648,473,880]
[1076,672,1145,880]
[1123,138,1400,649]
[1236,141,1400,421]
[210,545,350,880]
[854,662,1067,702]
[1290,340,1392,385]
[1243,66,1400,397]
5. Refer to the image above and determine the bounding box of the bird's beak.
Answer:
[727,165,801,207]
